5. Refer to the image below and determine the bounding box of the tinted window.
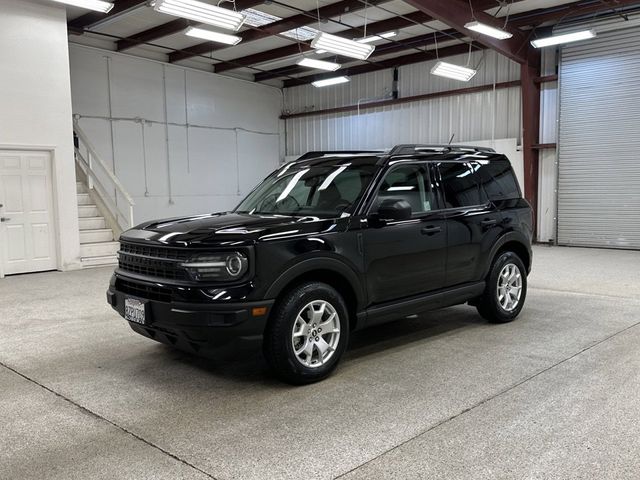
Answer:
[477,159,520,200]
[373,164,434,215]
[438,162,489,207]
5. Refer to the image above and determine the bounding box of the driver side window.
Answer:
[373,164,434,216]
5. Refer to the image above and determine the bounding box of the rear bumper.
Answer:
[107,282,274,351]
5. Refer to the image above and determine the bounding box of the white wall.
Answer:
[0,0,80,270]
[69,45,284,224]
[283,50,522,155]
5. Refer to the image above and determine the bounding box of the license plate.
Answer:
[124,298,147,325]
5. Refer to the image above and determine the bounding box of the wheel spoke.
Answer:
[311,303,326,324]
[318,312,336,330]
[315,337,331,358]
[294,340,308,356]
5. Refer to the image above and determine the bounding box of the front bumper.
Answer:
[107,278,274,352]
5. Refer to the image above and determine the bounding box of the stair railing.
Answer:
[73,120,135,232]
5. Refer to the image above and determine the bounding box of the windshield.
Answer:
[235,161,377,218]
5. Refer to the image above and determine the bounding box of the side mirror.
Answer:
[376,199,412,222]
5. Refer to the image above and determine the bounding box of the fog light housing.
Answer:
[182,252,248,281]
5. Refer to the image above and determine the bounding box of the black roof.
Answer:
[292,144,503,168]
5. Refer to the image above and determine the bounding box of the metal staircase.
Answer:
[73,119,135,268]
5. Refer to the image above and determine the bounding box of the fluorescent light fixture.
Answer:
[153,0,246,31]
[357,30,398,44]
[464,21,513,40]
[312,76,351,88]
[50,0,114,12]
[297,57,341,71]
[311,32,375,60]
[531,29,597,48]
[185,27,241,45]
[430,61,477,82]
[314,31,394,54]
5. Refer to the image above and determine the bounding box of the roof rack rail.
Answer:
[296,150,385,160]
[389,144,496,155]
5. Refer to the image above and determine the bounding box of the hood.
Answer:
[120,212,341,247]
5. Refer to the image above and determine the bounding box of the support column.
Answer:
[521,51,541,236]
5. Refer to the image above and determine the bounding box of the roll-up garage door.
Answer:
[558,27,640,249]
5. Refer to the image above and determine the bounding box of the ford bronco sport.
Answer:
[107,145,533,384]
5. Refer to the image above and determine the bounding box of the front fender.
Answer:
[264,255,366,311]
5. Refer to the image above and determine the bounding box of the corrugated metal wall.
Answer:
[558,27,640,249]
[284,50,521,155]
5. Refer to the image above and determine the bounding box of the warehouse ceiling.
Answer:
[65,0,640,86]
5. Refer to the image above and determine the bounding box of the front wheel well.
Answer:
[270,270,360,331]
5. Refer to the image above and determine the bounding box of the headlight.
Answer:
[181,252,249,282]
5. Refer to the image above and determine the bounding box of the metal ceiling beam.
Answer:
[509,0,640,27]
[68,0,146,32]
[261,0,625,84]
[217,0,523,75]
[282,42,485,87]
[215,11,433,74]
[257,0,640,78]
[168,0,386,63]
[403,0,531,65]
[117,0,264,51]
[254,29,460,81]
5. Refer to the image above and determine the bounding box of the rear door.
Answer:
[434,161,504,287]
[362,162,447,304]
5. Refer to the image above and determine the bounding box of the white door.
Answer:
[0,150,58,275]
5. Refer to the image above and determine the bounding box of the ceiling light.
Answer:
[297,58,341,71]
[185,27,241,45]
[152,0,246,31]
[312,76,351,88]
[430,61,477,82]
[464,21,513,40]
[531,29,597,48]
[311,32,375,60]
[357,30,398,44]
[50,0,114,12]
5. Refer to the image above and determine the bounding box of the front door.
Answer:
[0,150,58,276]
[362,163,447,304]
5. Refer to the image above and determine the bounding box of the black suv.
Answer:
[107,145,532,384]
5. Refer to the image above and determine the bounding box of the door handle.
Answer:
[0,217,10,222]
[481,219,497,227]
[421,225,442,236]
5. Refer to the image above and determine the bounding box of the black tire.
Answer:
[263,281,349,385]
[476,251,527,323]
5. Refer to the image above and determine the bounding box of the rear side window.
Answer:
[438,162,489,208]
[477,159,521,201]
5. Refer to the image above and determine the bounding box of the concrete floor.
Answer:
[1,245,639,480]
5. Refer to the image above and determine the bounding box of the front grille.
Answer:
[118,242,190,281]
[116,278,171,302]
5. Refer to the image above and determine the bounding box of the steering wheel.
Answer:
[258,193,301,213]
[334,200,352,213]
